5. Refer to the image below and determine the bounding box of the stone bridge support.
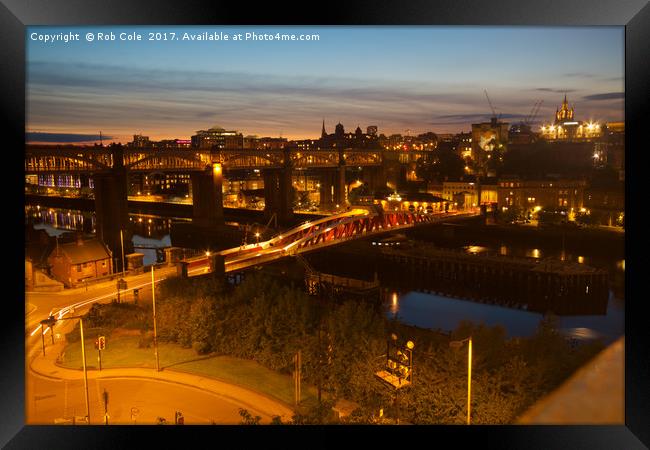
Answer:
[318,166,346,209]
[191,163,224,228]
[263,168,293,225]
[93,144,133,272]
[360,165,387,193]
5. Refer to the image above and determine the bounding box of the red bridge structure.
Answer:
[184,206,480,274]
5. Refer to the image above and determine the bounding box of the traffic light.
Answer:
[98,336,106,350]
[94,339,99,350]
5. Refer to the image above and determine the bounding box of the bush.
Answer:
[138,331,153,349]
[192,340,211,355]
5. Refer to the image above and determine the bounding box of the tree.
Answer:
[499,205,524,224]
[238,408,261,425]
[415,147,464,182]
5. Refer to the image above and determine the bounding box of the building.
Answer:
[584,185,625,226]
[131,134,151,147]
[319,121,380,149]
[442,179,498,207]
[191,125,243,149]
[540,96,603,141]
[128,136,192,149]
[243,136,288,149]
[376,191,452,214]
[471,118,510,155]
[497,178,586,218]
[47,235,113,287]
[508,123,537,145]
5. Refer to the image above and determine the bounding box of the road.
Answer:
[27,374,252,425]
[25,264,281,426]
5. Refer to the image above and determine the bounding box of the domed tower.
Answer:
[335,122,345,136]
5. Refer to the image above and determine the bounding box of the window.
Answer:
[76,264,81,272]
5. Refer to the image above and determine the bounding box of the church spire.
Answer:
[321,119,327,138]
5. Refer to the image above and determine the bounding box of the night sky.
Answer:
[26,26,624,144]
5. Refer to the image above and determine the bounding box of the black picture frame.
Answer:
[4,0,648,448]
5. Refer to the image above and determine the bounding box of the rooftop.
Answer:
[52,238,112,264]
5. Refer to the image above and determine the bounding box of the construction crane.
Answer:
[525,100,544,126]
[484,89,499,122]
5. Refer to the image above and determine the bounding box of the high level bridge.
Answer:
[25,144,388,271]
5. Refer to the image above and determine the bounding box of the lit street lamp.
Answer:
[450,336,473,425]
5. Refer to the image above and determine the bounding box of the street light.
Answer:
[151,266,160,372]
[450,336,473,425]
[47,314,91,424]
[120,229,126,276]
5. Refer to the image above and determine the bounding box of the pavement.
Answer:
[28,339,294,424]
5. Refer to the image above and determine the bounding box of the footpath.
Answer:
[29,340,294,423]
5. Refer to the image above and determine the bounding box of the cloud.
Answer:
[563,72,597,78]
[26,132,113,142]
[582,92,625,101]
[429,112,529,125]
[534,88,578,93]
[26,61,624,138]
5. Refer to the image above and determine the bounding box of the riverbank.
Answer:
[406,222,624,258]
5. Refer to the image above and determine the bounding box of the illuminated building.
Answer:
[375,192,452,214]
[191,125,243,149]
[497,178,586,218]
[471,118,510,155]
[540,95,603,141]
[131,134,151,147]
[442,179,497,207]
[243,135,287,149]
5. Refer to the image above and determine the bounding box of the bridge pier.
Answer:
[191,163,224,228]
[361,165,386,193]
[93,145,133,273]
[263,168,293,225]
[334,165,347,207]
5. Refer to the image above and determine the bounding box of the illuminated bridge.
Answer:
[25,144,390,271]
[24,145,382,174]
[182,206,480,274]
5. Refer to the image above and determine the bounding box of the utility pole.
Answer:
[120,229,126,275]
[294,350,301,408]
[79,318,90,424]
[46,314,89,423]
[152,266,160,372]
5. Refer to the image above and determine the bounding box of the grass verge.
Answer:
[58,334,318,409]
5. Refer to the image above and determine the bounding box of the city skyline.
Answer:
[27,26,624,144]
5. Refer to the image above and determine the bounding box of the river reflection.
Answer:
[387,290,623,344]
[385,240,624,344]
